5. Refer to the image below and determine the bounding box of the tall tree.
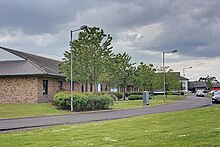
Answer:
[153,66,181,91]
[133,62,156,91]
[98,55,119,92]
[59,27,113,92]
[115,52,135,99]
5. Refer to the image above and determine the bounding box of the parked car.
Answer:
[196,90,205,97]
[212,91,220,104]
[209,90,219,96]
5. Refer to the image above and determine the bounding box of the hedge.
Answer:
[167,91,184,95]
[126,92,143,97]
[52,91,113,111]
[128,95,143,100]
[109,92,123,99]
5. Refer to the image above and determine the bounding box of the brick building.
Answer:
[0,46,111,103]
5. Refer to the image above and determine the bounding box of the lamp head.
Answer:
[80,25,87,30]
[172,50,178,53]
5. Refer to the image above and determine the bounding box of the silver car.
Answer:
[212,91,220,104]
[196,90,204,97]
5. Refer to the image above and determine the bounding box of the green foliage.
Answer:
[153,67,181,91]
[133,62,155,91]
[109,92,123,99]
[126,91,143,97]
[52,91,113,111]
[128,95,143,100]
[59,26,113,92]
[52,91,71,110]
[114,52,135,99]
[167,91,184,95]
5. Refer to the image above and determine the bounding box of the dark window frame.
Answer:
[43,80,48,95]
[58,81,63,91]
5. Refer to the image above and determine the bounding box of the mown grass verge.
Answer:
[0,103,70,119]
[110,95,184,109]
[0,95,184,119]
[0,105,219,146]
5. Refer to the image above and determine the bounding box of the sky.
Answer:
[0,0,220,81]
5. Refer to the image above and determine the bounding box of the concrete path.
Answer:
[0,95,212,132]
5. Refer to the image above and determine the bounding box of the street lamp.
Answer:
[162,50,178,102]
[70,25,87,112]
[183,66,192,76]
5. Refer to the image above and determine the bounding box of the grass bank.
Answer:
[110,95,184,109]
[0,103,70,119]
[0,95,184,119]
[1,105,219,146]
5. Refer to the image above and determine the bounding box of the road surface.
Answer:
[0,95,211,132]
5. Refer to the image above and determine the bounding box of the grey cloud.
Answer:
[116,0,220,58]
[0,0,90,34]
[1,0,220,59]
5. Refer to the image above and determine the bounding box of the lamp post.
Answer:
[70,25,87,112]
[162,50,178,102]
[183,66,192,76]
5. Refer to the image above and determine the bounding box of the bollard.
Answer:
[143,91,149,106]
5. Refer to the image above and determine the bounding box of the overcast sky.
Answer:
[0,0,220,81]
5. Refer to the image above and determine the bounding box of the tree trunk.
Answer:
[93,68,97,92]
[85,81,88,92]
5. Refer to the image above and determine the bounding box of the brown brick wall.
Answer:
[37,77,71,103]
[0,76,38,103]
[0,76,111,103]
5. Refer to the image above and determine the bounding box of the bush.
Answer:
[52,91,113,111]
[128,95,143,100]
[126,92,143,97]
[167,91,184,95]
[52,91,71,110]
[109,92,123,99]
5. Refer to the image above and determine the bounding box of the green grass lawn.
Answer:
[0,95,184,119]
[1,105,220,146]
[0,103,70,119]
[110,95,184,109]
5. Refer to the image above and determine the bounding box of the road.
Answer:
[0,95,211,132]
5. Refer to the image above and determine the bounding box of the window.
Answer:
[105,85,108,91]
[100,84,103,91]
[81,83,84,92]
[43,80,48,95]
[58,81,63,91]
[90,83,93,92]
[70,81,74,91]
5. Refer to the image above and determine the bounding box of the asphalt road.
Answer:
[0,94,212,132]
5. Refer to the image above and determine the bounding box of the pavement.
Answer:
[0,94,212,132]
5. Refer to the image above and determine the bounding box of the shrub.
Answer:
[128,95,143,100]
[126,92,143,97]
[167,91,184,95]
[52,91,71,110]
[109,92,123,99]
[52,91,113,111]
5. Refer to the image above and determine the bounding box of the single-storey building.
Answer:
[188,81,207,93]
[211,83,220,91]
[0,46,109,103]
[179,76,189,92]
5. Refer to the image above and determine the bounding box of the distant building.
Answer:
[179,76,189,92]
[211,83,220,91]
[188,81,207,93]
